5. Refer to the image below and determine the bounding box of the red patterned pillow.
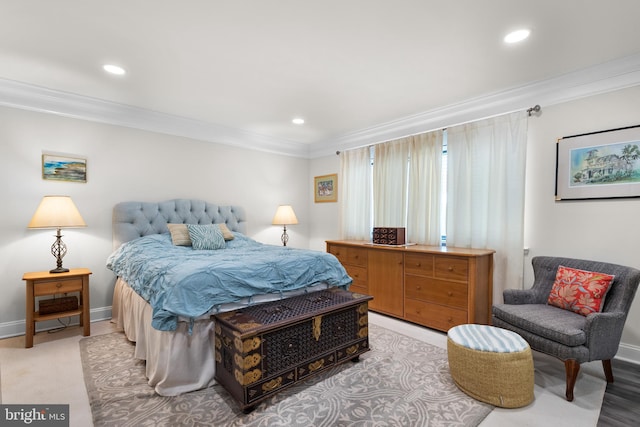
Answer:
[547,265,615,316]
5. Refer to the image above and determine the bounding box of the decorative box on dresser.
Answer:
[327,240,494,332]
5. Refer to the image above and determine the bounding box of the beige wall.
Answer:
[523,86,640,360]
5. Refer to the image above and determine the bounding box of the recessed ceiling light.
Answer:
[504,29,531,44]
[103,64,126,75]
[292,117,305,125]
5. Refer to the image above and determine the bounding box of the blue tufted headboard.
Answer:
[112,199,247,249]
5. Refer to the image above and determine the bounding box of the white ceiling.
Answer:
[2,0,640,157]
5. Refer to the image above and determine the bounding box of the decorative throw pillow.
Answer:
[187,224,226,250]
[218,223,235,241]
[547,265,614,316]
[167,223,191,246]
[168,223,234,245]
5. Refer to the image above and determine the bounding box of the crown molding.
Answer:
[309,53,640,158]
[0,79,310,158]
[2,53,640,160]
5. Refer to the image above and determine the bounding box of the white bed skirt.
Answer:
[111,277,333,396]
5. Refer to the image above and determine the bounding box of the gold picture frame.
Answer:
[314,174,338,203]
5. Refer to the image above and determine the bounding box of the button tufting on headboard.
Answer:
[112,199,247,249]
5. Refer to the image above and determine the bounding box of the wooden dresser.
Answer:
[326,240,494,332]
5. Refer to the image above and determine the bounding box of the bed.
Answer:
[108,199,352,396]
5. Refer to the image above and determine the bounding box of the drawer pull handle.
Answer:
[262,377,282,392]
[447,291,453,296]
[56,283,63,288]
[416,262,421,267]
[448,266,454,271]
[416,286,422,290]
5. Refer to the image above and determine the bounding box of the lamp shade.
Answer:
[272,205,298,225]
[28,195,87,229]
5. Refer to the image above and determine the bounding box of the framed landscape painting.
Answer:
[42,154,87,183]
[314,174,338,203]
[555,125,640,200]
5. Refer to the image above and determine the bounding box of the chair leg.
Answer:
[602,359,614,383]
[564,359,580,402]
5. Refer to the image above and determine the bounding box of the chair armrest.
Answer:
[503,289,539,304]
[585,311,626,361]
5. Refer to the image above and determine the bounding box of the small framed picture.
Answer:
[42,154,87,183]
[555,125,640,200]
[314,174,338,203]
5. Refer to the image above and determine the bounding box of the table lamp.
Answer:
[272,205,298,246]
[28,195,87,273]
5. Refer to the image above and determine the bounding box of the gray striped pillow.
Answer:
[186,224,226,250]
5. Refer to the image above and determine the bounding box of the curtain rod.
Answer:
[336,104,542,155]
[527,104,541,116]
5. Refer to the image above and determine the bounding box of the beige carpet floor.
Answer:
[0,313,606,426]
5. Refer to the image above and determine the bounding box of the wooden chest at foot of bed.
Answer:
[213,287,372,412]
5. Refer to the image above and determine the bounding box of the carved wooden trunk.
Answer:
[213,288,372,412]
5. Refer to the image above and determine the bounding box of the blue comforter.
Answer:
[106,233,352,331]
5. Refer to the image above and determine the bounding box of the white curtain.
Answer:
[340,146,372,240]
[374,139,409,227]
[446,111,528,302]
[407,131,443,245]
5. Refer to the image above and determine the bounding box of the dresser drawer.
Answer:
[346,247,368,267]
[33,278,83,296]
[344,265,367,288]
[405,299,467,332]
[328,245,368,268]
[434,256,468,281]
[404,253,434,276]
[404,275,468,309]
[349,283,369,295]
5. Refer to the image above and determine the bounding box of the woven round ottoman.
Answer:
[447,324,534,408]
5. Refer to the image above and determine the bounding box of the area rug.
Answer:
[80,324,492,427]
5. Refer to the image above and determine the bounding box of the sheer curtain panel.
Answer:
[340,146,372,240]
[446,111,528,302]
[373,139,409,227]
[407,131,443,245]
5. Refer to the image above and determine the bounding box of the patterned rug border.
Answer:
[80,324,493,427]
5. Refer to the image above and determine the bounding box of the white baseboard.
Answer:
[615,342,640,365]
[0,306,112,340]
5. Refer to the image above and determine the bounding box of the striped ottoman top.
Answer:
[448,324,529,353]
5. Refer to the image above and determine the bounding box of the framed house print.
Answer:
[555,125,640,200]
[42,154,87,183]
[314,174,338,203]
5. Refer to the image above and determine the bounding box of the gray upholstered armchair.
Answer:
[492,256,640,401]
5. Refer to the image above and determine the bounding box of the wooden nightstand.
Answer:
[22,268,91,348]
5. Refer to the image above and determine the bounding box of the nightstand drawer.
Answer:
[33,278,83,296]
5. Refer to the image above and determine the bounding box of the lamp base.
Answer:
[50,228,69,274]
